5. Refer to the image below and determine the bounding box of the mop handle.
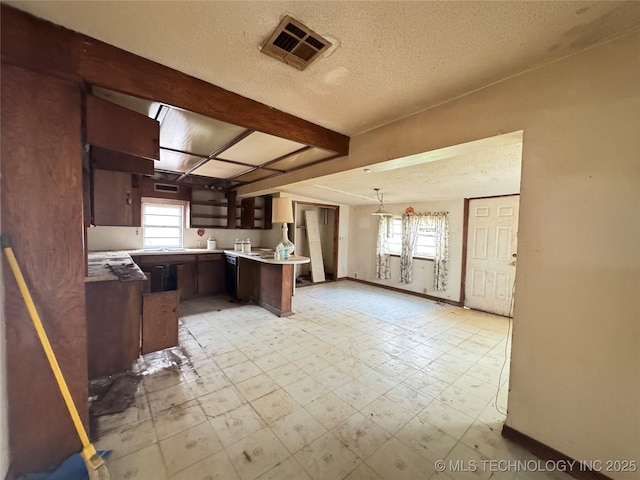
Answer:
[2,240,92,449]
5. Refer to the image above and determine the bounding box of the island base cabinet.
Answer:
[142,290,180,354]
[86,280,142,379]
[259,263,294,317]
[236,257,295,317]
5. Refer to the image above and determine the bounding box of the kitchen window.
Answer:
[142,202,184,249]
[388,217,436,259]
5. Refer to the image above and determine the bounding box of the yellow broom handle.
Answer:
[3,245,91,448]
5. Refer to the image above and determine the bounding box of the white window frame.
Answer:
[388,216,436,260]
[141,198,188,249]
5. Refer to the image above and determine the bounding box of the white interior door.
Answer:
[465,195,519,316]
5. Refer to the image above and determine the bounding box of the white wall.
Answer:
[348,199,464,302]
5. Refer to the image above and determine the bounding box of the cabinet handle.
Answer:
[127,192,132,205]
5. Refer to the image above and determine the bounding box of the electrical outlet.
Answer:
[354,273,358,278]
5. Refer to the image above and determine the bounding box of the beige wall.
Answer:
[243,32,640,477]
[87,226,263,251]
[348,199,464,302]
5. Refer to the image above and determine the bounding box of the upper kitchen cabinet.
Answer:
[85,94,160,160]
[91,146,155,175]
[92,168,140,226]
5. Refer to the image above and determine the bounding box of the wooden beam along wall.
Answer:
[0,5,350,156]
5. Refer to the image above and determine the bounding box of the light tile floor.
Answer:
[95,281,571,480]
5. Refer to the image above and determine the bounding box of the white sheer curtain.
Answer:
[432,212,449,291]
[399,213,421,284]
[376,216,391,279]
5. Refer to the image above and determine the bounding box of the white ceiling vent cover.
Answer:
[261,15,332,71]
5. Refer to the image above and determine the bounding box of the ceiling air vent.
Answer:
[261,15,332,71]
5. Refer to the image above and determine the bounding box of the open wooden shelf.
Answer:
[192,214,228,219]
[191,200,227,207]
[190,189,272,230]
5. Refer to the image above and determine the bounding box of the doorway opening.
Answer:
[292,201,339,287]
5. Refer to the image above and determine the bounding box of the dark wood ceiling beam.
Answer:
[0,5,350,156]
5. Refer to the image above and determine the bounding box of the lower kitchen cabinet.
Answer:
[176,261,197,300]
[197,254,224,295]
[133,253,224,299]
[142,290,180,354]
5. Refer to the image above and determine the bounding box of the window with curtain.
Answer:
[388,217,435,258]
[398,212,449,289]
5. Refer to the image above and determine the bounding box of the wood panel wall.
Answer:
[1,65,88,474]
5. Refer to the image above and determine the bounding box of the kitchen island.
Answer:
[85,251,147,378]
[224,250,310,317]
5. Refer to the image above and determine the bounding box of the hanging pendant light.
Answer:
[371,188,392,217]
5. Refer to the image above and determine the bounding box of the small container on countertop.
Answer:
[242,238,251,253]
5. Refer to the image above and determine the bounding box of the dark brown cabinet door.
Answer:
[176,262,197,300]
[241,197,255,229]
[92,168,140,226]
[198,259,225,295]
[142,291,180,354]
[86,94,160,160]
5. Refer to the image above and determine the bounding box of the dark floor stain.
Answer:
[243,450,252,462]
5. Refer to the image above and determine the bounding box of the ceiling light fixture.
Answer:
[371,188,392,217]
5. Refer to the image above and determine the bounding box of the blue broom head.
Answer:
[20,451,112,480]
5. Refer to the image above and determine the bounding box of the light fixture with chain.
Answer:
[371,188,392,217]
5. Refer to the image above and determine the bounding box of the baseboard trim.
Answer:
[345,277,462,307]
[502,425,613,480]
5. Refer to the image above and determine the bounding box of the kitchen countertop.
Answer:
[223,250,310,265]
[86,251,147,283]
[125,248,226,256]
[86,248,308,282]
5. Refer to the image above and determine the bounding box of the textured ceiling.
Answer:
[280,135,523,205]
[8,1,640,136]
